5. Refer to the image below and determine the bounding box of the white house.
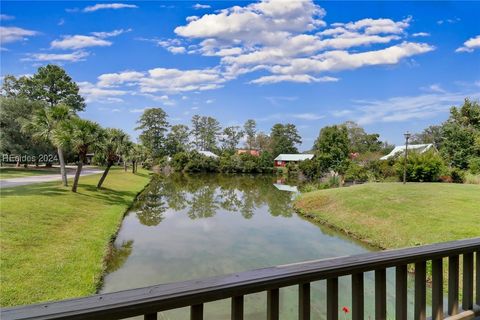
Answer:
[198,150,219,159]
[380,144,434,160]
[274,154,314,167]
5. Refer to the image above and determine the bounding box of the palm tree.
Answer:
[97,128,129,188]
[55,118,104,192]
[22,104,73,186]
[120,140,134,172]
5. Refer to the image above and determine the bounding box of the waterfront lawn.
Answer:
[295,183,480,249]
[0,167,151,307]
[0,167,61,179]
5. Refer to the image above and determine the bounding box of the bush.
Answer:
[468,157,480,174]
[450,168,465,183]
[366,159,396,181]
[394,150,446,182]
[344,162,369,183]
[171,152,190,172]
[464,172,480,184]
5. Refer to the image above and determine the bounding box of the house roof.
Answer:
[274,154,315,161]
[380,144,434,160]
[273,184,299,193]
[198,150,219,158]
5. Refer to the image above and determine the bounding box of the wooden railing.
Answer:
[2,238,479,320]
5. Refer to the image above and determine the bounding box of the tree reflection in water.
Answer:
[105,240,134,273]
[132,173,296,226]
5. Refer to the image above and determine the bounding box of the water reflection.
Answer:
[102,173,429,319]
[131,174,294,226]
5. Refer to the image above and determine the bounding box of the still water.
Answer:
[101,174,426,319]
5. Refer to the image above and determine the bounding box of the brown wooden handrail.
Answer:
[2,238,479,320]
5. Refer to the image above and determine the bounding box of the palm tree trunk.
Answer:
[57,147,68,187]
[97,162,112,188]
[132,160,136,173]
[124,160,127,172]
[71,155,84,192]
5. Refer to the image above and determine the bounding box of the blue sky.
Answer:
[1,1,479,149]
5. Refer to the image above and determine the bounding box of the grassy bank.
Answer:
[0,167,151,307]
[294,183,480,249]
[0,167,61,179]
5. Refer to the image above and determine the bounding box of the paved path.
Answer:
[0,168,103,188]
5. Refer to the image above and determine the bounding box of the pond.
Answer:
[101,174,428,319]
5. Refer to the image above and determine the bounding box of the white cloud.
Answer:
[250,74,338,84]
[291,113,324,120]
[345,90,480,125]
[129,108,148,113]
[23,51,89,62]
[167,46,186,54]
[0,14,15,21]
[205,99,214,104]
[83,3,138,12]
[456,35,480,53]
[51,35,111,50]
[193,3,211,9]
[421,84,446,93]
[0,26,38,45]
[437,18,460,25]
[78,81,127,103]
[412,32,430,37]
[51,29,129,50]
[173,0,433,86]
[94,67,226,94]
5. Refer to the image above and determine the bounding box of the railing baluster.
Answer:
[267,288,279,320]
[231,295,244,320]
[327,278,338,320]
[191,304,204,320]
[415,261,426,320]
[299,282,310,320]
[448,255,459,315]
[463,252,474,311]
[375,269,386,320]
[352,273,364,320]
[432,258,444,320]
[144,313,157,320]
[476,250,480,306]
[396,265,408,320]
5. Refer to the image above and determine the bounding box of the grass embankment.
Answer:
[0,167,61,179]
[0,167,151,307]
[295,183,480,249]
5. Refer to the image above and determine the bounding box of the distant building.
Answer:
[274,154,314,167]
[380,144,434,160]
[198,150,219,159]
[237,149,260,157]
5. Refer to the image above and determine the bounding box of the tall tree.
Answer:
[135,108,170,158]
[165,124,190,155]
[244,119,257,149]
[269,123,301,157]
[97,128,129,188]
[55,118,104,192]
[191,115,202,150]
[343,121,382,153]
[441,99,480,169]
[190,115,221,151]
[410,125,444,149]
[255,132,271,152]
[313,125,351,182]
[22,104,74,186]
[220,126,244,151]
[1,65,85,111]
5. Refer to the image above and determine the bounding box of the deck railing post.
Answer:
[432,258,444,320]
[352,273,364,320]
[267,288,279,320]
[231,295,244,320]
[327,278,339,320]
[191,304,204,320]
[414,261,427,320]
[396,265,408,320]
[476,250,480,306]
[448,255,459,315]
[375,269,386,320]
[299,282,311,320]
[144,313,157,320]
[463,252,474,310]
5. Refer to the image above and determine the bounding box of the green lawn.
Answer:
[295,183,480,249]
[0,167,61,179]
[0,167,151,307]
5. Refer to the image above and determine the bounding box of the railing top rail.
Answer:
[3,238,479,320]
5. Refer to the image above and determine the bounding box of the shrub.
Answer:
[449,168,465,183]
[464,172,480,184]
[171,152,190,172]
[344,162,369,183]
[394,150,446,182]
[468,157,480,174]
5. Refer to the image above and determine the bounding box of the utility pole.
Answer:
[403,131,411,184]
